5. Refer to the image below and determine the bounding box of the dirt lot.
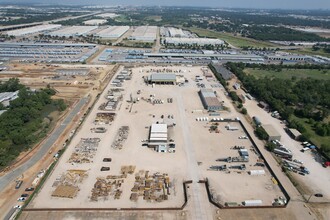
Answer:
[29,65,285,212]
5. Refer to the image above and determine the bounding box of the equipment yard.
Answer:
[28,65,286,211]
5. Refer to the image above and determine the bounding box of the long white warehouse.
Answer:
[129,26,157,42]
[49,26,98,37]
[95,26,129,39]
[165,37,224,46]
[6,24,62,37]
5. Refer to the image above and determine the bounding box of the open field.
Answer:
[244,68,330,80]
[184,27,277,48]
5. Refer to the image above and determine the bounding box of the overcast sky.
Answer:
[5,0,330,10]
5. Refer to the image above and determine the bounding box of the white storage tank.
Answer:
[249,170,265,175]
[243,200,263,206]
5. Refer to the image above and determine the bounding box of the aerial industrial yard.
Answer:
[25,65,286,212]
[0,4,330,220]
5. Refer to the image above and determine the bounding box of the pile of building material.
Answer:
[94,113,116,125]
[68,138,100,163]
[121,165,136,174]
[99,88,124,111]
[90,127,107,133]
[90,166,135,201]
[130,170,171,202]
[52,170,88,198]
[111,126,130,150]
[90,177,124,201]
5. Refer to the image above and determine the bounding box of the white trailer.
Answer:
[249,170,265,175]
[243,200,263,206]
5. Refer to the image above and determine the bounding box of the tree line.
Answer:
[0,79,66,169]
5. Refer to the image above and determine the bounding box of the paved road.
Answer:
[177,92,212,220]
[0,97,89,192]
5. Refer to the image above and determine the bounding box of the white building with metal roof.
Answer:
[199,89,222,111]
[95,26,129,39]
[147,73,177,84]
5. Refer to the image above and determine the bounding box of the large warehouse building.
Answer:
[95,26,129,39]
[129,26,157,42]
[199,89,222,111]
[49,26,98,37]
[165,37,224,46]
[147,73,176,84]
[6,24,62,37]
[263,124,281,141]
[148,123,168,152]
[83,19,107,25]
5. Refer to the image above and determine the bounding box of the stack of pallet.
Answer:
[121,165,136,175]
[52,170,88,199]
[130,170,171,203]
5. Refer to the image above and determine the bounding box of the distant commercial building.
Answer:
[199,89,222,111]
[147,74,176,84]
[95,26,129,39]
[83,19,107,25]
[5,24,61,37]
[167,27,187,38]
[149,123,168,152]
[263,124,281,141]
[97,13,119,18]
[49,26,98,37]
[164,37,224,46]
[129,26,157,42]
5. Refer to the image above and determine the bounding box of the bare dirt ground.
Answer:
[0,63,116,220]
[15,65,326,220]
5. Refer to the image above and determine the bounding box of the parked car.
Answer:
[25,187,35,191]
[21,194,29,197]
[17,197,26,202]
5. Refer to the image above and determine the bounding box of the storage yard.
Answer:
[29,65,286,210]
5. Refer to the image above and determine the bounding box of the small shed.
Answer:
[287,128,302,140]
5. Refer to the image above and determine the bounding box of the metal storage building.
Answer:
[95,26,129,39]
[149,124,168,152]
[129,26,157,42]
[147,74,176,84]
[287,128,302,140]
[263,124,281,141]
[199,89,222,111]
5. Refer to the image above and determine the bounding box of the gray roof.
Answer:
[263,124,281,137]
[210,63,234,80]
[149,73,176,82]
[200,89,216,98]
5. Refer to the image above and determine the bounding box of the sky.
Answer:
[5,0,330,10]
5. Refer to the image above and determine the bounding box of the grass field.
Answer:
[184,27,277,48]
[244,68,330,80]
[291,115,330,151]
[115,15,130,23]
